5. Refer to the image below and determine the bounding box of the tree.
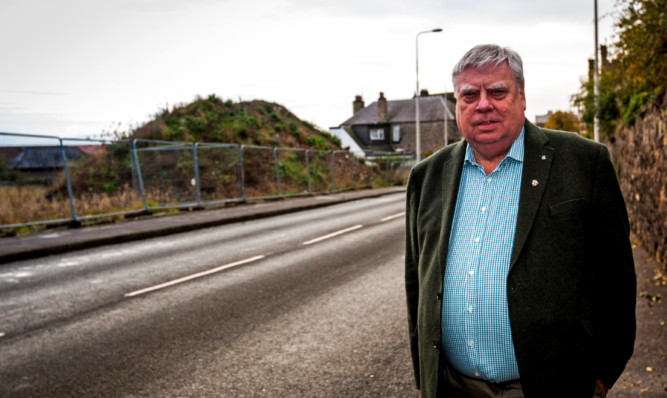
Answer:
[544,110,582,134]
[571,0,666,141]
[614,0,667,124]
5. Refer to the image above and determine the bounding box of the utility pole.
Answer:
[415,28,442,161]
[444,85,449,147]
[594,0,600,142]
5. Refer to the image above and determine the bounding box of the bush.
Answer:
[270,112,282,122]
[307,136,330,150]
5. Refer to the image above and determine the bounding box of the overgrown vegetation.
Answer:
[544,111,582,132]
[1,96,409,236]
[571,0,666,140]
[47,95,345,197]
[132,95,338,149]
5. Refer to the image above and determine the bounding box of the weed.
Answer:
[307,136,330,151]
[270,112,282,122]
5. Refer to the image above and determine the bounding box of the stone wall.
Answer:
[611,96,667,269]
[397,121,462,156]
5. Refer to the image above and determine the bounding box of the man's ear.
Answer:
[520,85,526,111]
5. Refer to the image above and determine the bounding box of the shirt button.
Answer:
[474,237,480,243]
[486,177,492,183]
[475,372,480,377]
[481,207,486,212]
[468,340,474,347]
[467,306,473,313]
[469,270,475,276]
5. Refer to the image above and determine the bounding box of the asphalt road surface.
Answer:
[0,192,415,397]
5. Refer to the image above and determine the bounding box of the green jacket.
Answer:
[405,121,636,398]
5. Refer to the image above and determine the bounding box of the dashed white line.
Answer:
[125,255,265,297]
[380,212,405,222]
[302,225,364,245]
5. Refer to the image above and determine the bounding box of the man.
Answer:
[405,44,636,398]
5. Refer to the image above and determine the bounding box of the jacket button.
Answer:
[436,292,442,300]
[433,340,440,349]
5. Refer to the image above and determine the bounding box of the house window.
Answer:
[370,128,384,141]
[392,125,401,142]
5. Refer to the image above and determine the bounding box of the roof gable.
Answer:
[340,95,455,126]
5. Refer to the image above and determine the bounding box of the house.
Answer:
[535,110,553,127]
[332,90,461,157]
[7,146,88,170]
[1,145,99,185]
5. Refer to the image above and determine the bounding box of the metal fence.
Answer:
[0,132,413,230]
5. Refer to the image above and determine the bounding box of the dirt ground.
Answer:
[608,240,666,397]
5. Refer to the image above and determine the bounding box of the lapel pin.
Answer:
[532,180,539,187]
[541,155,546,160]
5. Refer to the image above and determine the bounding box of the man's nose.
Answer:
[475,91,492,111]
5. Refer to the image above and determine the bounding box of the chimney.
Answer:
[600,45,609,72]
[353,95,364,115]
[377,92,387,122]
[420,89,430,97]
[588,58,595,82]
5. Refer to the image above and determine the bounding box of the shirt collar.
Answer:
[464,126,525,166]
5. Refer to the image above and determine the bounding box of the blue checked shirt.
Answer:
[441,128,524,383]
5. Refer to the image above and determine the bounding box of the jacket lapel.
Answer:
[510,121,553,270]
[438,141,467,274]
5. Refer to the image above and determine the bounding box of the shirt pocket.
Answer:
[548,198,586,218]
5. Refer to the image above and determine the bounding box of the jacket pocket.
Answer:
[579,318,595,340]
[549,198,585,217]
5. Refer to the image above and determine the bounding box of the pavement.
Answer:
[0,186,406,264]
[609,241,667,397]
[0,184,663,396]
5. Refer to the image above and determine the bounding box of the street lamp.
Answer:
[415,28,442,161]
[593,0,600,142]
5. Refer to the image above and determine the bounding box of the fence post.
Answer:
[385,153,390,186]
[238,144,246,200]
[132,139,149,211]
[306,149,312,193]
[349,151,356,190]
[273,147,282,197]
[58,138,78,224]
[131,148,138,194]
[369,154,374,189]
[330,150,335,193]
[193,142,201,205]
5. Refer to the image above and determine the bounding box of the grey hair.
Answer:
[452,44,524,95]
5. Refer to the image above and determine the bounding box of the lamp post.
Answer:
[593,0,600,142]
[444,83,449,147]
[415,28,442,161]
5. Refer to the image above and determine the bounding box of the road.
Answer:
[0,192,415,397]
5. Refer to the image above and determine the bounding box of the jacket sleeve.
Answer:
[405,169,422,389]
[589,145,636,388]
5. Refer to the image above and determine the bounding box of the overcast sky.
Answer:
[1,0,618,140]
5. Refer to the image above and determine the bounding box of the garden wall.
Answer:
[612,95,667,269]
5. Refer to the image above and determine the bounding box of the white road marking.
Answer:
[124,255,265,297]
[302,225,363,246]
[38,233,62,239]
[57,260,81,268]
[0,271,33,283]
[380,212,405,222]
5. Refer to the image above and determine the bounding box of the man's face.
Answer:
[455,61,526,162]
